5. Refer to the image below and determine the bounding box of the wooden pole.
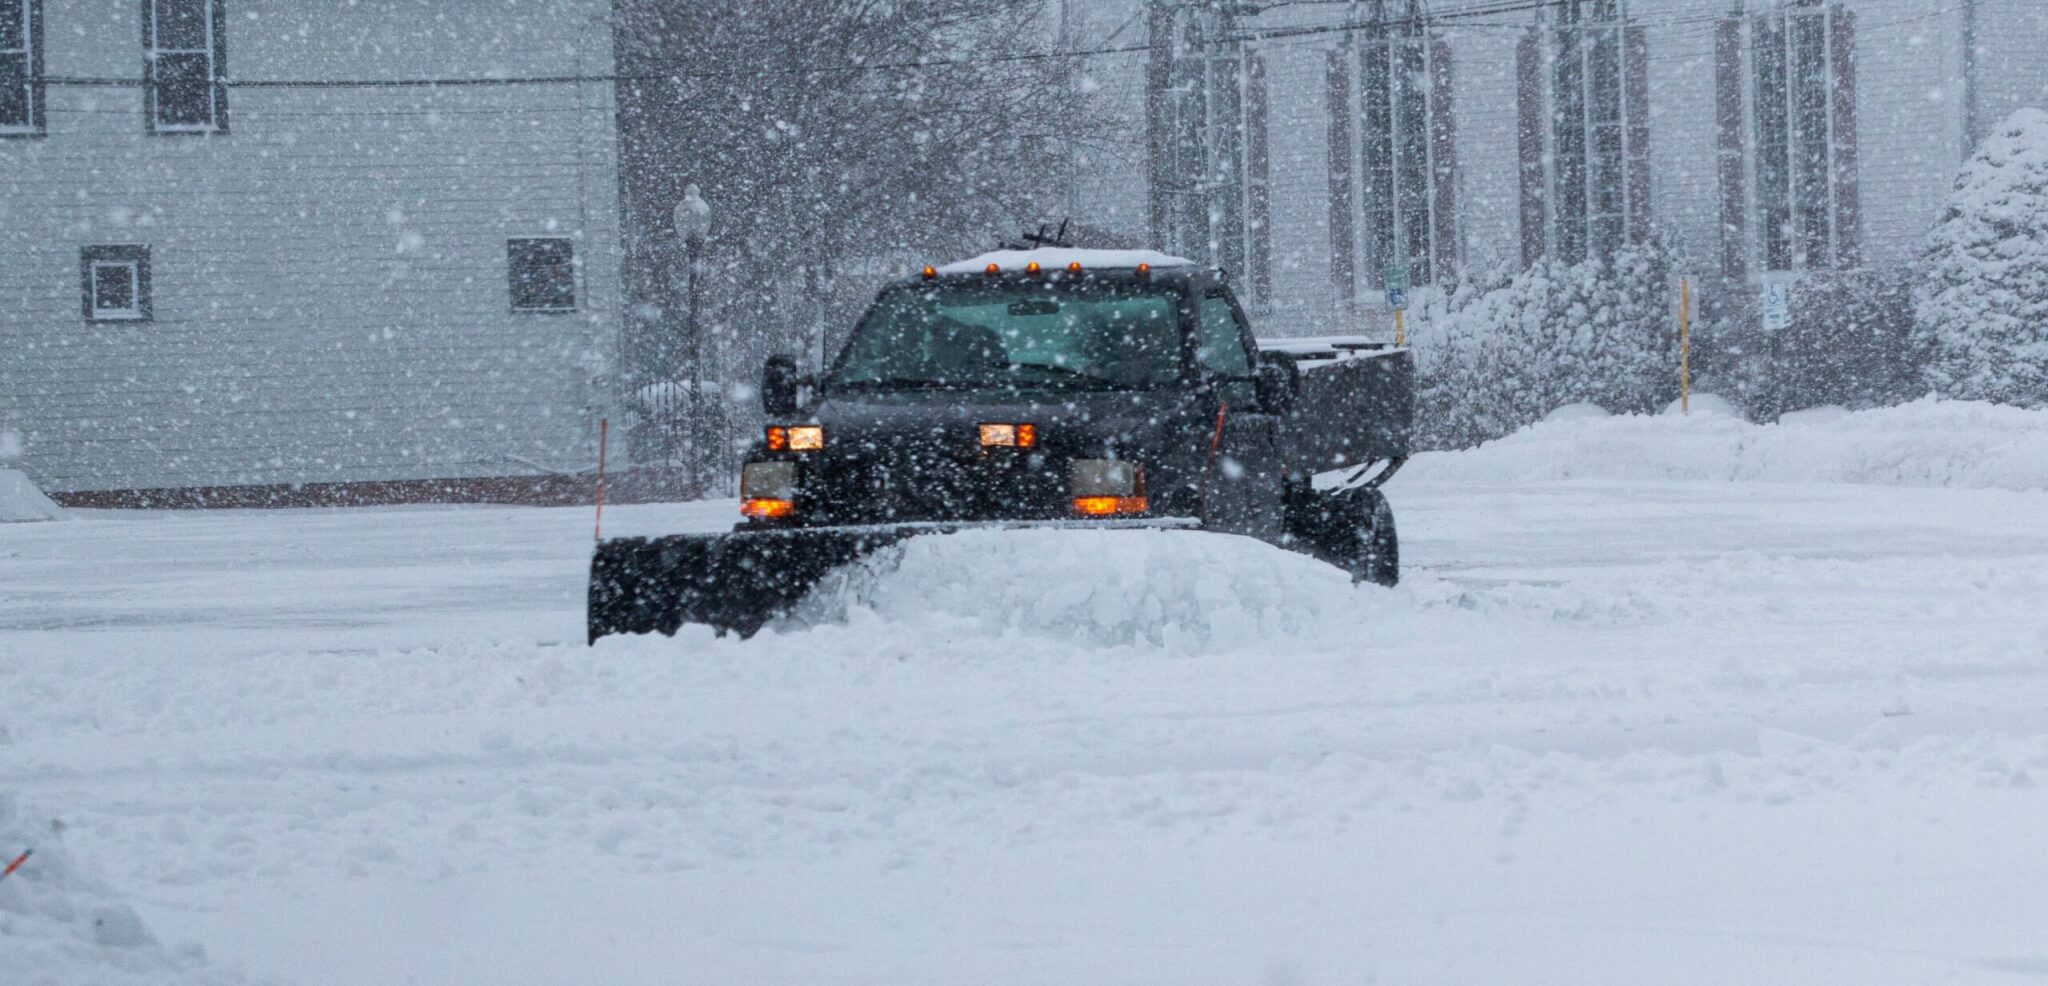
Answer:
[1394,308,1407,347]
[1679,278,1692,415]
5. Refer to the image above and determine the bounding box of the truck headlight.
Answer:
[740,461,797,520]
[766,425,825,452]
[978,423,1038,448]
[1071,459,1146,517]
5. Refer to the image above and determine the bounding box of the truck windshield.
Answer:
[826,282,1184,393]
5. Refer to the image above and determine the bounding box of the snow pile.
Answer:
[1542,402,1611,423]
[791,527,1393,653]
[1,469,64,523]
[1661,392,1742,417]
[1411,398,2048,491]
[0,795,251,986]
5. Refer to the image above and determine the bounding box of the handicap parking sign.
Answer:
[1383,265,1411,312]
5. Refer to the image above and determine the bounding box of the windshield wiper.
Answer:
[1002,363,1132,390]
[830,366,1136,394]
[829,377,971,392]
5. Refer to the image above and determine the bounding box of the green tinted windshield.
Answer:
[827,282,1185,393]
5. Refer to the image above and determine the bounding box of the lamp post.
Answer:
[673,183,712,490]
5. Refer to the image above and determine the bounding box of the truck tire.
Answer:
[1287,484,1399,587]
[1355,489,1400,587]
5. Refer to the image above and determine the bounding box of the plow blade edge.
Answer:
[587,529,912,643]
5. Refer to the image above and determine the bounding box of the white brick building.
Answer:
[1071,0,2048,335]
[0,0,621,503]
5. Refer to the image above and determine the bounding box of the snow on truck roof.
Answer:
[934,248,1198,275]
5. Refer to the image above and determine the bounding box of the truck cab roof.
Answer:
[933,248,1199,277]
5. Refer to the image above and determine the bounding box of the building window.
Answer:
[509,238,576,312]
[0,0,42,135]
[1717,1,1860,275]
[146,0,227,133]
[1337,0,1456,291]
[1145,6,1272,305]
[81,246,152,322]
[1516,0,1650,267]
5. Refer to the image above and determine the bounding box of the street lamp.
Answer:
[673,184,712,489]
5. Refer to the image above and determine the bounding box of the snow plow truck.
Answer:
[588,245,1413,642]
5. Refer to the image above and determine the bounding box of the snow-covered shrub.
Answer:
[1915,108,2048,407]
[1777,268,1921,412]
[1418,241,1677,447]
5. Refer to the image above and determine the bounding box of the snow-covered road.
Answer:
[5,468,2048,983]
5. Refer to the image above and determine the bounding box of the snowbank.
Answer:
[0,795,250,985]
[790,527,1398,653]
[2,469,64,523]
[1542,402,1611,423]
[1660,392,1741,417]
[1411,398,2048,491]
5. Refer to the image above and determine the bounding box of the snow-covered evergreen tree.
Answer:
[1915,108,2048,407]
[1419,241,1676,446]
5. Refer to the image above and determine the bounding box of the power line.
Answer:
[34,37,1156,90]
[28,0,1974,96]
[27,0,1586,91]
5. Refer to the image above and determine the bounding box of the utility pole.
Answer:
[673,185,712,491]
[1059,0,1079,218]
[1961,0,1982,158]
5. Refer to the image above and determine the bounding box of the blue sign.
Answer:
[1383,264,1412,312]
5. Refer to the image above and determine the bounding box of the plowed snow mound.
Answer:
[2,469,63,523]
[1411,398,2048,491]
[0,794,252,985]
[791,527,1392,653]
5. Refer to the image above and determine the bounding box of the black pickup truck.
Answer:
[588,247,1413,641]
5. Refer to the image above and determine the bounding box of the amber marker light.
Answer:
[1015,423,1037,448]
[1070,459,1143,516]
[1026,261,1042,276]
[765,426,789,451]
[741,498,796,520]
[985,262,1001,276]
[921,265,937,279]
[1072,496,1147,517]
[1135,262,1152,277]
[1067,261,1083,274]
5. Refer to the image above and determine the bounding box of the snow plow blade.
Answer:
[587,528,914,643]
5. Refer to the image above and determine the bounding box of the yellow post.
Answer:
[1679,278,1692,415]
[1394,308,1407,348]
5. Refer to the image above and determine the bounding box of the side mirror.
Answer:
[1255,353,1300,415]
[762,355,803,417]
